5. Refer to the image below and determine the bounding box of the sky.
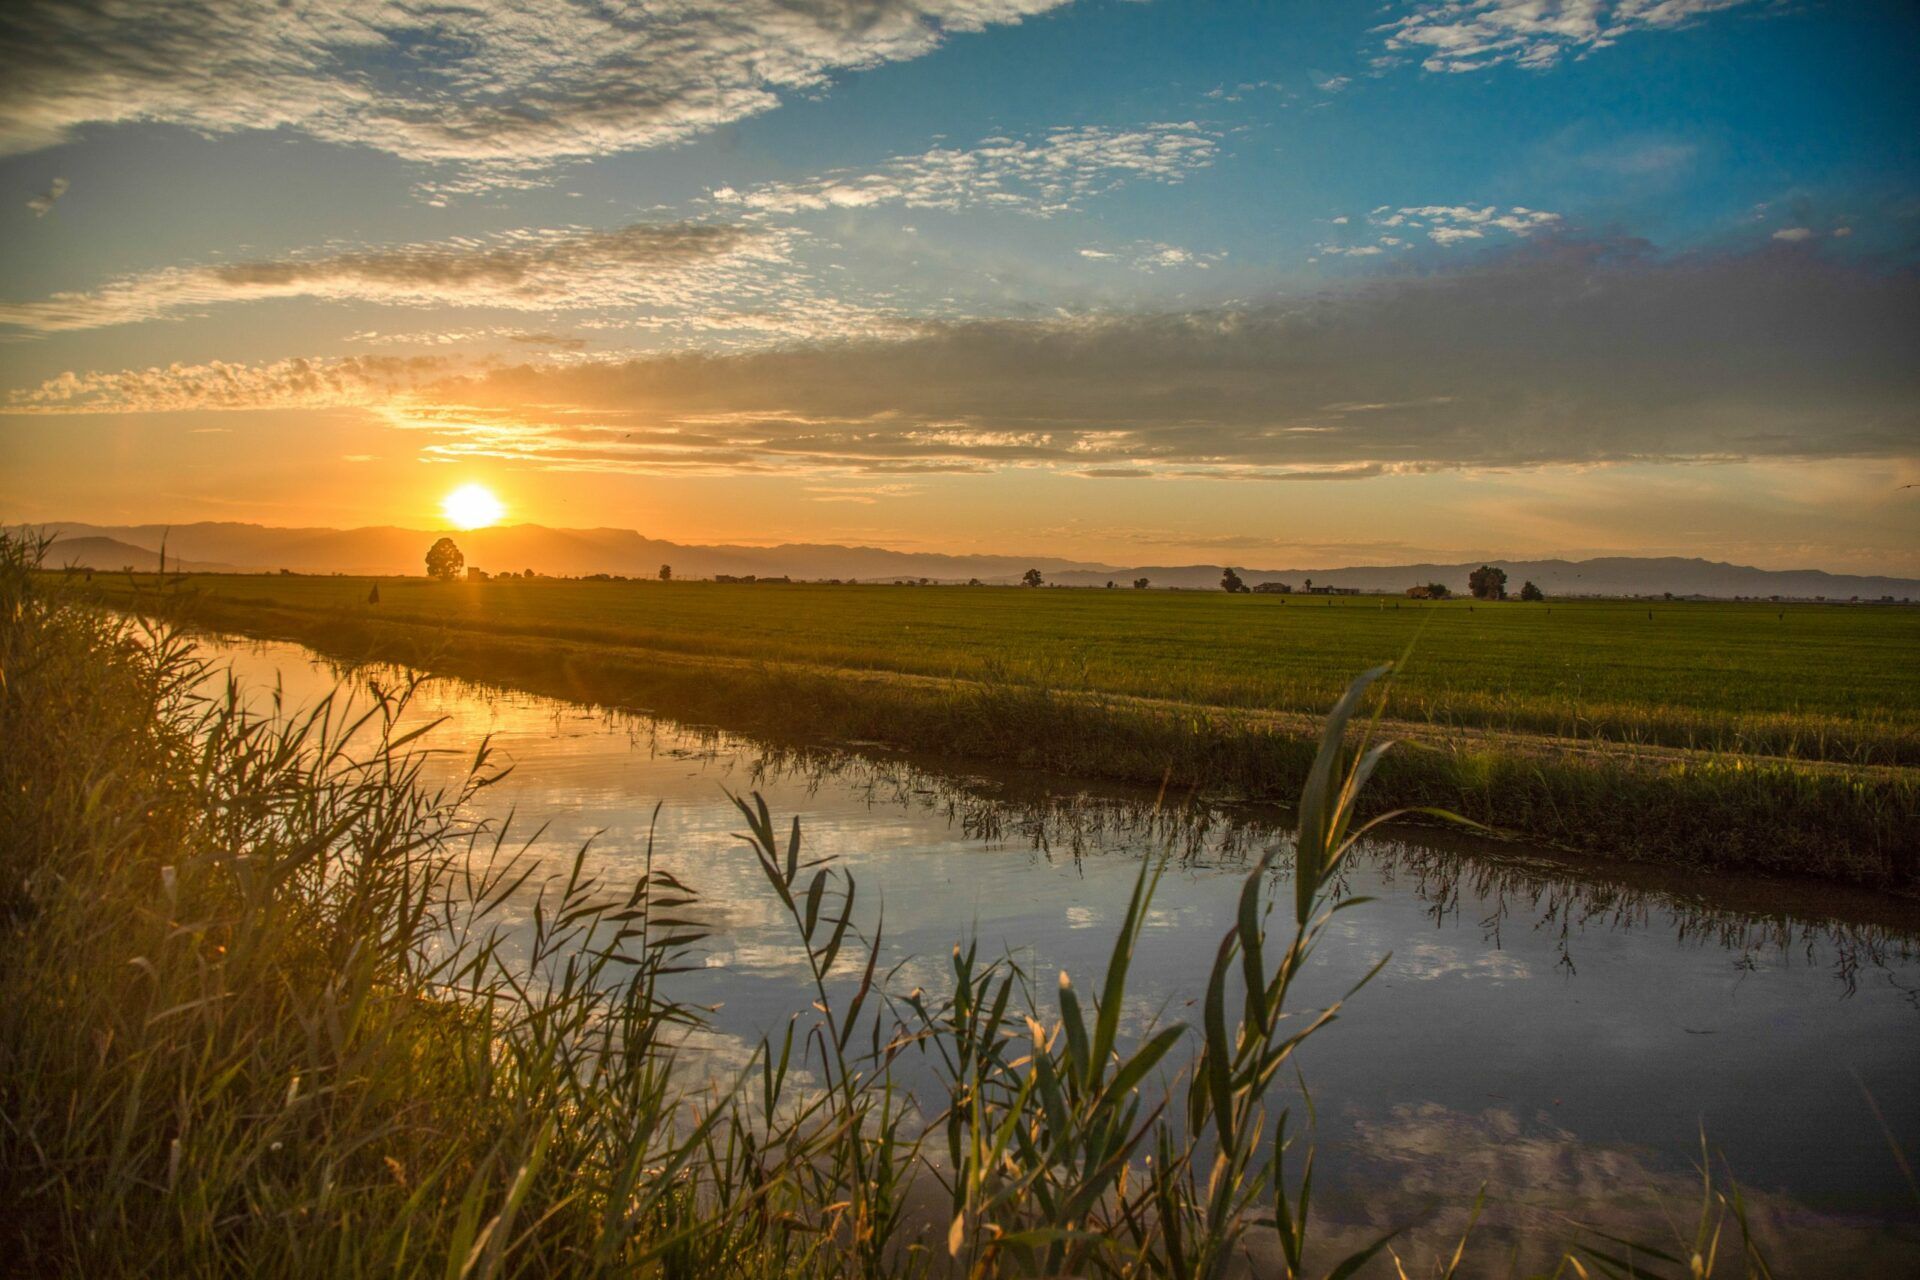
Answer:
[1,0,1916,572]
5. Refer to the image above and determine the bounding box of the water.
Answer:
[204,635,1920,1273]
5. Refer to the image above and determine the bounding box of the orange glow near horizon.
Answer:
[442,483,506,530]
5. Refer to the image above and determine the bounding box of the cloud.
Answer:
[0,0,1070,184]
[6,354,452,413]
[1377,0,1759,74]
[1322,204,1561,256]
[804,482,923,503]
[1078,240,1223,271]
[710,123,1218,217]
[344,326,589,350]
[13,240,1915,483]
[25,176,68,216]
[0,221,795,333]
[1772,226,1815,242]
[1390,204,1562,240]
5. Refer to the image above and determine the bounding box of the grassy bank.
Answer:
[5,536,1799,1276]
[86,576,1920,889]
[81,570,1920,764]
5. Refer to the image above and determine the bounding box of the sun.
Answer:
[442,483,505,531]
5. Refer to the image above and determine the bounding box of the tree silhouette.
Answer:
[658,563,672,581]
[1133,577,1150,590]
[1022,568,1044,588]
[425,537,463,582]
[1519,580,1545,602]
[1220,567,1247,593]
[1468,565,1508,600]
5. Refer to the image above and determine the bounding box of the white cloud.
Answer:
[711,123,1218,217]
[0,221,799,333]
[0,0,1070,184]
[1078,240,1223,271]
[26,176,69,217]
[1321,204,1561,254]
[1772,227,1815,242]
[5,355,451,413]
[1377,0,1759,74]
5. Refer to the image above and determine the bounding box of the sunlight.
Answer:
[442,483,505,530]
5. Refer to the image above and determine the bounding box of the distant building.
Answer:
[1251,581,1293,594]
[1305,584,1359,596]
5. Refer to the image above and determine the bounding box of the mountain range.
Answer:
[21,521,1919,601]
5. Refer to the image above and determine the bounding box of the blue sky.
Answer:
[1,0,1916,570]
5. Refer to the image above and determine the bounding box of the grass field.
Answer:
[92,572,1920,764]
[68,569,1920,885]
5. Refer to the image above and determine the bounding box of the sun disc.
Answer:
[442,483,505,530]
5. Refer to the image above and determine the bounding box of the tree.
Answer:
[426,537,463,581]
[367,583,380,604]
[1220,567,1247,593]
[1519,580,1545,602]
[1133,577,1150,590]
[1427,582,1450,599]
[1468,565,1508,601]
[659,564,672,581]
[1022,568,1044,588]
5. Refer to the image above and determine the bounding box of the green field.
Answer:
[103,572,1920,765]
[74,570,1920,882]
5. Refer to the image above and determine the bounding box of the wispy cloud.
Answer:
[1078,241,1223,271]
[0,0,1070,184]
[711,123,1218,217]
[1377,0,1760,74]
[6,355,453,413]
[0,221,793,333]
[1321,203,1560,255]
[25,176,68,217]
[344,327,590,351]
[18,239,1909,485]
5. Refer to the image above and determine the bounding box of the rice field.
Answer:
[92,572,1920,765]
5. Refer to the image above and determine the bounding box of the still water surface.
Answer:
[208,635,1919,1273]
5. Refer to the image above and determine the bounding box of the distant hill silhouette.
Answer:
[37,535,239,574]
[20,521,1919,601]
